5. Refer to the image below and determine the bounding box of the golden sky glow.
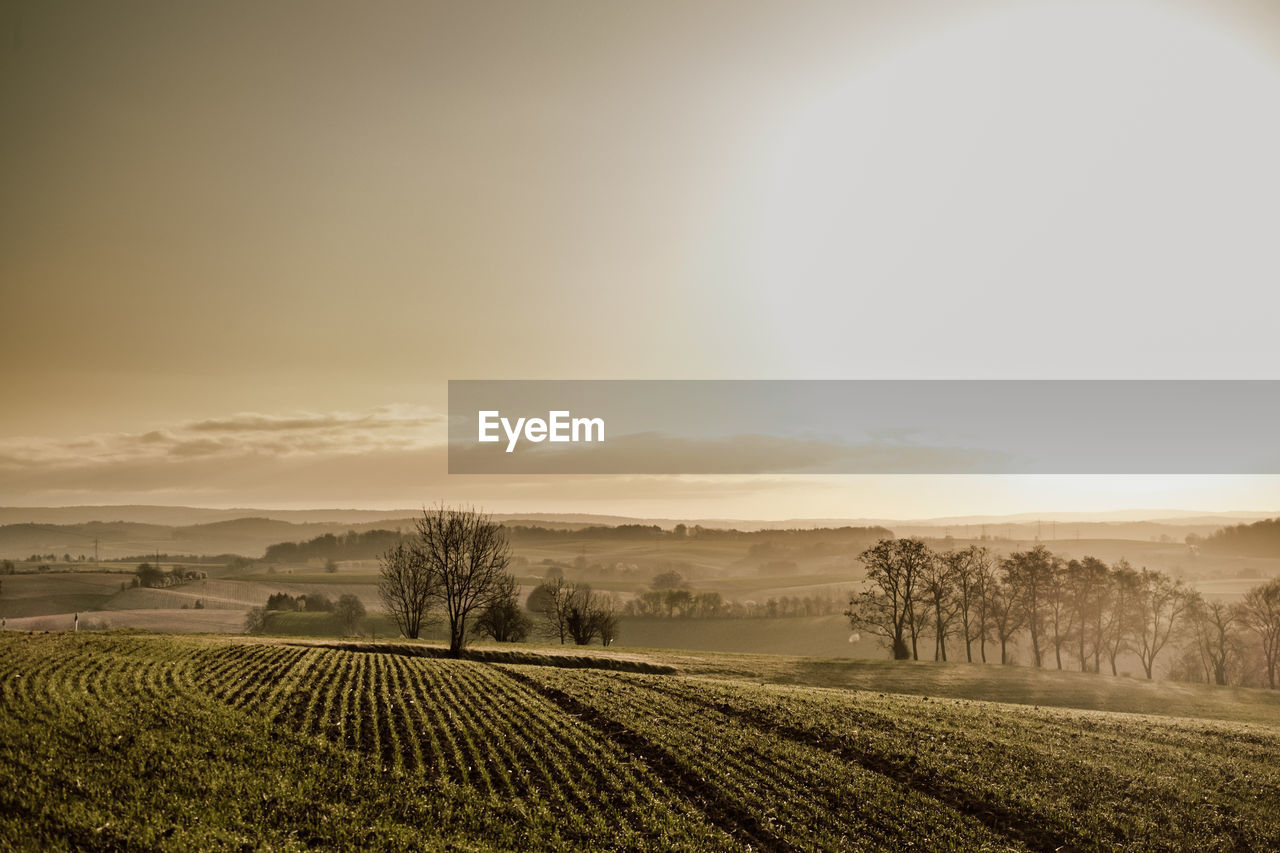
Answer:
[3,1,1280,516]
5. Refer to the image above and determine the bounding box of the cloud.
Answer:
[185,406,443,434]
[0,403,1012,511]
[0,405,446,472]
[0,403,871,511]
[0,426,849,511]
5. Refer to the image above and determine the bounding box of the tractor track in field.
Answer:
[641,679,1077,853]
[502,667,788,853]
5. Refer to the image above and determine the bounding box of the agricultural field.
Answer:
[3,633,1279,850]
[0,573,130,618]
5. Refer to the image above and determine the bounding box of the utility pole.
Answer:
[94,537,100,568]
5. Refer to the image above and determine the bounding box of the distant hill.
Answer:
[1,505,1276,561]
[0,518,417,561]
[0,506,422,526]
[2,504,1276,531]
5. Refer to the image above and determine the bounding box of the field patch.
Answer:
[3,633,1280,851]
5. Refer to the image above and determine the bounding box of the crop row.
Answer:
[505,664,1019,852]
[1,635,192,722]
[510,665,1280,853]
[637,673,1280,852]
[1,634,606,851]
[188,643,740,850]
[11,635,1274,852]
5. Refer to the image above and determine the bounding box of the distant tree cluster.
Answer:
[1202,517,1280,558]
[747,532,891,563]
[116,553,237,564]
[333,595,367,635]
[1173,577,1280,689]
[526,578,619,646]
[264,529,406,563]
[264,592,333,612]
[473,574,532,643]
[132,562,206,588]
[246,592,365,635]
[847,539,1220,682]
[377,506,518,655]
[624,588,844,619]
[507,524,665,542]
[509,523,890,551]
[134,562,174,589]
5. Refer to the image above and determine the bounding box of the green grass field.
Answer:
[3,632,1279,851]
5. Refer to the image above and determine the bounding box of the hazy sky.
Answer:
[4,1,1280,516]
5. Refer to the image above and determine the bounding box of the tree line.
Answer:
[1201,517,1280,558]
[623,572,845,619]
[847,538,1280,687]
[264,529,406,563]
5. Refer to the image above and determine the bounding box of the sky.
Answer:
[3,0,1280,518]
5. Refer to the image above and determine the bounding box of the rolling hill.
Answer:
[2,633,1279,850]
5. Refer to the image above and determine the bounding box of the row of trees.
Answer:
[1178,578,1280,688]
[265,529,405,563]
[623,588,844,619]
[847,539,1280,686]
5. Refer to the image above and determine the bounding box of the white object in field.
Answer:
[848,632,860,643]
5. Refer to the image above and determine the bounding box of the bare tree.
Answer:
[1066,557,1108,672]
[563,583,617,646]
[948,545,991,663]
[474,573,532,643]
[847,538,932,660]
[985,577,1023,665]
[243,606,267,635]
[1132,568,1191,680]
[416,506,513,657]
[1238,577,1280,689]
[919,551,959,661]
[1099,560,1140,676]
[378,540,437,640]
[970,550,998,663]
[1002,546,1057,668]
[1043,558,1071,670]
[531,576,572,644]
[594,594,620,646]
[1185,593,1241,686]
[334,593,366,637]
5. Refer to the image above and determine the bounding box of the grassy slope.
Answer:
[619,615,859,657]
[4,633,1280,851]
[0,573,129,618]
[597,644,1280,728]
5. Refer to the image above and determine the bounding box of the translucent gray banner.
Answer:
[447,380,1280,474]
